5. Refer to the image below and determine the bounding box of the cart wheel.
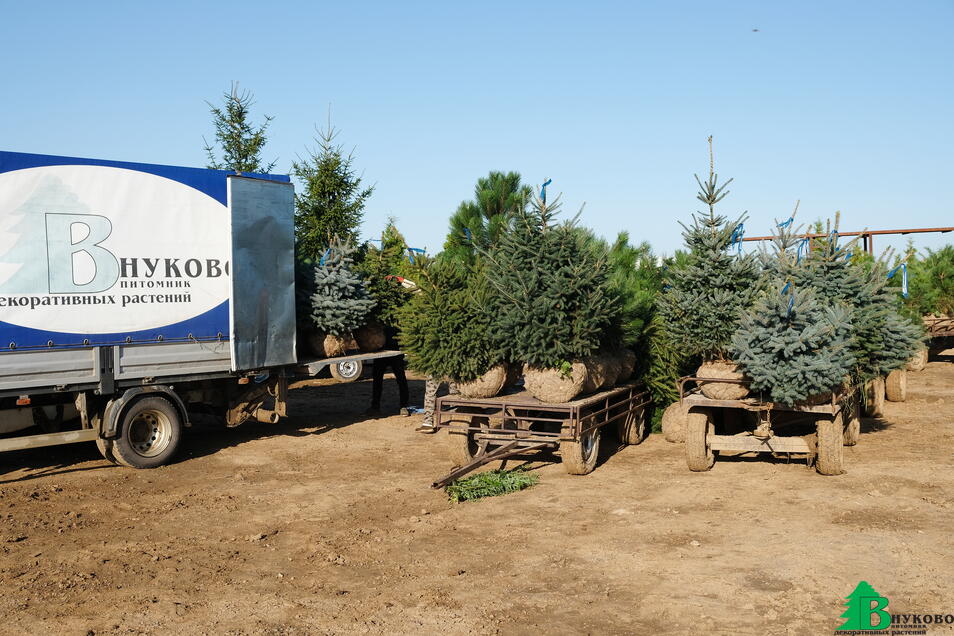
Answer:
[906,348,928,372]
[561,427,600,475]
[885,369,906,402]
[843,405,861,447]
[329,359,363,383]
[686,408,715,472]
[447,416,489,466]
[815,413,845,476]
[863,377,885,417]
[617,404,650,445]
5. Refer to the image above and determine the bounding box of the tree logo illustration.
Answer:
[837,581,891,631]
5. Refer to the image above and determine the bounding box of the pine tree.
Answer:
[396,255,499,382]
[605,232,661,351]
[310,238,375,336]
[203,82,276,173]
[732,285,854,405]
[657,139,762,361]
[904,245,954,316]
[442,171,530,268]
[483,187,619,369]
[356,220,412,327]
[293,118,374,259]
[792,218,923,381]
[644,313,689,407]
[395,174,528,382]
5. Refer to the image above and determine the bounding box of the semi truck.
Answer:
[0,150,396,468]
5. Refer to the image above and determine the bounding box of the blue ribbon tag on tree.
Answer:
[406,247,426,264]
[887,263,909,298]
[729,222,745,253]
[540,178,552,203]
[796,237,810,263]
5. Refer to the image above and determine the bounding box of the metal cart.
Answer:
[677,376,861,476]
[431,383,652,488]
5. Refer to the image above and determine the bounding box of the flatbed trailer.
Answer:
[296,349,402,383]
[677,376,862,476]
[431,382,652,487]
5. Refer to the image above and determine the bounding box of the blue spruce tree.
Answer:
[310,238,375,337]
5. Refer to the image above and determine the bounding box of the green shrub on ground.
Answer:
[445,468,540,502]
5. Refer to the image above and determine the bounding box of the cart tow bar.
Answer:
[431,441,554,489]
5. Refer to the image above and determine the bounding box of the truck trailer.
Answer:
[0,150,392,468]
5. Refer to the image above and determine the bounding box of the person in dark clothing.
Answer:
[367,326,410,415]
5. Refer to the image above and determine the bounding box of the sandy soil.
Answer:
[1,357,952,635]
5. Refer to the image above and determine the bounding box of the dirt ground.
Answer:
[1,356,952,636]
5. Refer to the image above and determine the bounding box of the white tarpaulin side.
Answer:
[227,176,296,371]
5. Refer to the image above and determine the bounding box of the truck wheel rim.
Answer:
[128,410,172,457]
[337,361,360,378]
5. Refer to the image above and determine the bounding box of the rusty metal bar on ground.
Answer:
[430,441,553,489]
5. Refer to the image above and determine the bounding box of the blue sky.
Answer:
[2,0,951,256]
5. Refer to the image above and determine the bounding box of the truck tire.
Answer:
[686,408,715,472]
[885,369,906,402]
[329,359,363,383]
[561,427,600,475]
[112,397,182,469]
[815,413,845,476]
[616,404,649,445]
[863,378,885,417]
[95,437,116,463]
[448,416,489,466]
[91,412,116,463]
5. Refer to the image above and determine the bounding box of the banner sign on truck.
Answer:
[0,151,290,350]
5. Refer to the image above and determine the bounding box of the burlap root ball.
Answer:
[696,361,750,400]
[309,332,355,358]
[600,353,621,389]
[581,356,609,393]
[616,349,637,382]
[354,323,386,352]
[524,362,588,403]
[457,363,509,399]
[661,401,689,443]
